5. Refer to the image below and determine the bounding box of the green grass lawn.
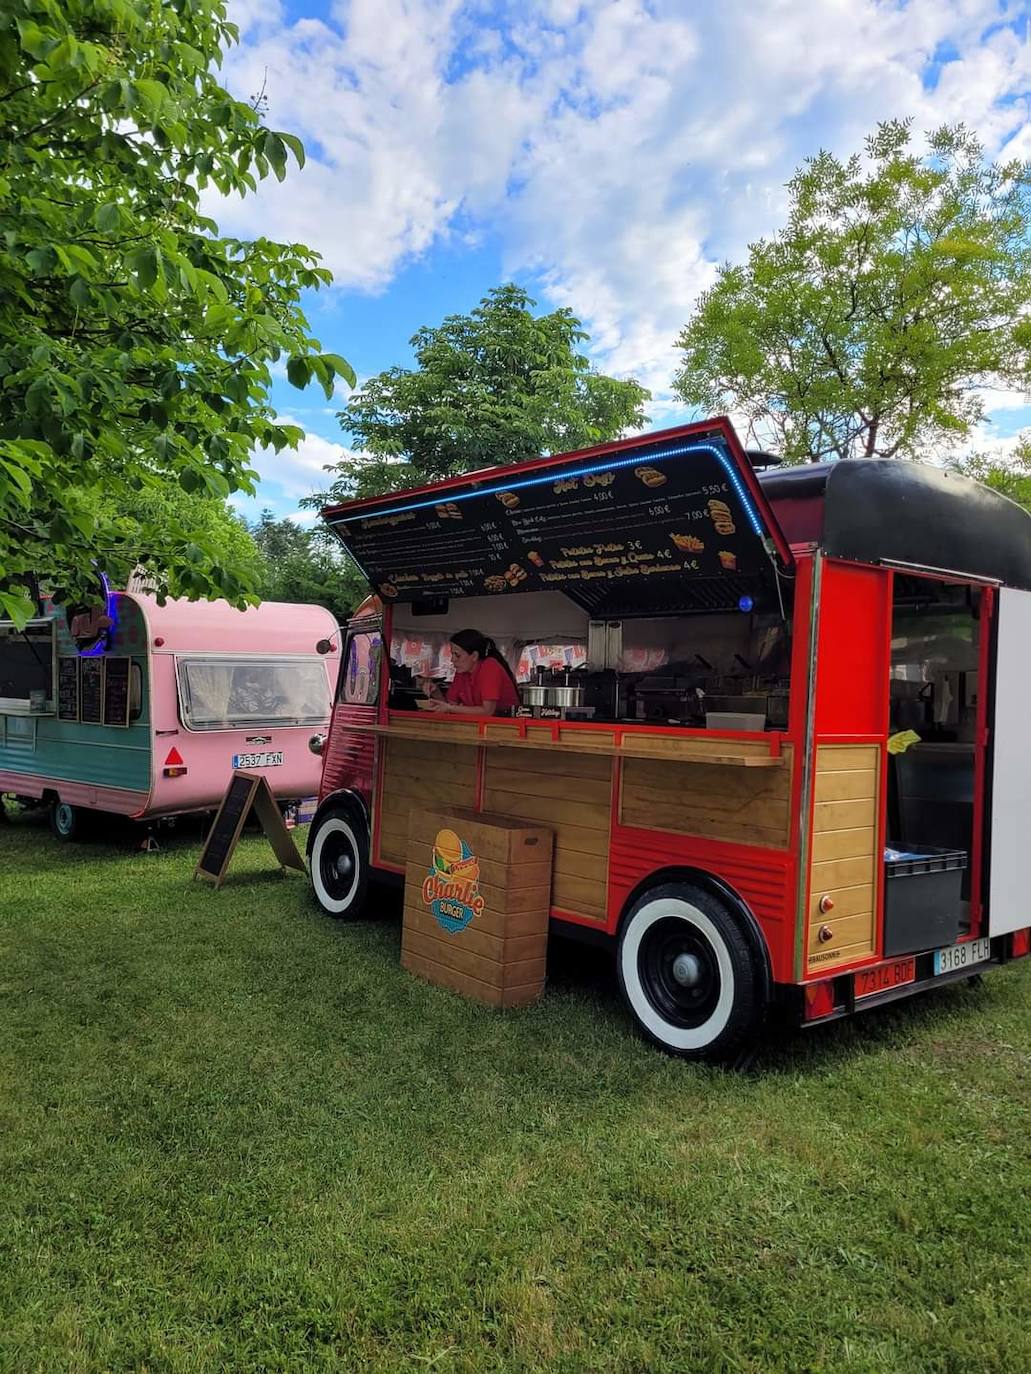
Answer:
[0,809,1029,1374]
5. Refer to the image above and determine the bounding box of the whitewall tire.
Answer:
[308,805,370,918]
[617,883,765,1062]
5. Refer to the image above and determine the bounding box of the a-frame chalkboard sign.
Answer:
[194,770,306,888]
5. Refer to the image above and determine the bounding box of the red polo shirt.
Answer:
[446,657,520,713]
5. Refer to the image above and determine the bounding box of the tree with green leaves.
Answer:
[309,284,649,505]
[249,510,364,623]
[951,433,1031,510]
[674,121,1031,464]
[0,0,354,625]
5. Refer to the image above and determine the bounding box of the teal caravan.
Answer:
[0,591,340,839]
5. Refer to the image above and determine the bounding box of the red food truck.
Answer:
[304,418,1031,1061]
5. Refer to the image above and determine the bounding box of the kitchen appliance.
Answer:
[518,669,588,718]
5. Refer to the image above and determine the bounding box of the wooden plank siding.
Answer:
[806,744,881,972]
[483,747,611,919]
[377,737,479,866]
[619,746,794,850]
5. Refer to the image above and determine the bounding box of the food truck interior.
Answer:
[389,588,793,730]
[888,575,984,917]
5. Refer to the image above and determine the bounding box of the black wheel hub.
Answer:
[638,917,721,1029]
[320,830,356,899]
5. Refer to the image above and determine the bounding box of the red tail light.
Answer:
[804,980,835,1021]
[1011,929,1029,959]
[163,746,187,778]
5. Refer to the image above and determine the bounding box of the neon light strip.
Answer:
[78,571,116,658]
[331,441,767,539]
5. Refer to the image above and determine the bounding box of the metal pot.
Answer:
[547,684,585,709]
[520,684,550,708]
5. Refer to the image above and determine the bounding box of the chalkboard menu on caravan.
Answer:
[57,658,79,721]
[328,436,781,616]
[79,656,103,724]
[103,656,131,727]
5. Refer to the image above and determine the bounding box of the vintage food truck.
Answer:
[0,590,340,838]
[305,417,1031,1061]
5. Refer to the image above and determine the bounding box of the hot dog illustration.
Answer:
[635,466,666,488]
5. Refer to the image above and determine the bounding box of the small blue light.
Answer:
[738,595,754,613]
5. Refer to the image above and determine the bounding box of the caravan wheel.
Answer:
[308,804,370,918]
[49,800,84,841]
[617,883,765,1063]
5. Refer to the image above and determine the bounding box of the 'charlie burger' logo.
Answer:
[422,828,484,934]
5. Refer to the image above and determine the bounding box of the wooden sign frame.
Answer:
[193,770,306,888]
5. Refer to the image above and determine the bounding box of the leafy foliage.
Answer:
[250,510,364,623]
[309,284,649,505]
[674,122,1031,463]
[101,484,264,600]
[0,0,354,625]
[951,433,1031,511]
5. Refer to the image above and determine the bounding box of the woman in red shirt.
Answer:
[422,629,521,717]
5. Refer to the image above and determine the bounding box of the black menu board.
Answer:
[79,656,103,724]
[195,772,259,883]
[328,436,785,616]
[57,658,79,721]
[103,656,131,727]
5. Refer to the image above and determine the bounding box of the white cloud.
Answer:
[209,0,1029,411]
[249,418,351,500]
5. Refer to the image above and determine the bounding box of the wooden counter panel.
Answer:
[620,747,793,849]
[625,733,771,759]
[378,737,478,866]
[806,744,880,973]
[482,750,612,920]
[492,745,613,782]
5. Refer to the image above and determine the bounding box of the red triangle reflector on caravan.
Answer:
[164,747,184,766]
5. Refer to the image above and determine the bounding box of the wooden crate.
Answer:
[401,808,554,1008]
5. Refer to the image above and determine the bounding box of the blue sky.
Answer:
[213,0,1031,522]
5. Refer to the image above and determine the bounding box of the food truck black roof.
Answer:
[761,458,1031,591]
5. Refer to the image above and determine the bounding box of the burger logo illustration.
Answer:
[422,828,484,933]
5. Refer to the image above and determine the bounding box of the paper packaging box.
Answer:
[402,807,554,1008]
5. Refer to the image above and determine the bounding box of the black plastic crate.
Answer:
[883,845,968,957]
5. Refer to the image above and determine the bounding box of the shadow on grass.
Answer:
[6,803,1008,1080]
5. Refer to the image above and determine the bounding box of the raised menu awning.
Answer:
[323,419,794,617]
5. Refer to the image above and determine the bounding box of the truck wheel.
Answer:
[308,803,370,918]
[49,800,84,841]
[617,882,766,1063]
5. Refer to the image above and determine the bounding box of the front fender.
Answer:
[305,788,370,859]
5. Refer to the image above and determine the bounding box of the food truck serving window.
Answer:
[178,657,329,730]
[0,620,54,709]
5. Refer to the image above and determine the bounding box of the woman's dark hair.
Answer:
[450,628,519,692]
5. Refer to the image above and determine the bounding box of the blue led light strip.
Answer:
[333,441,768,541]
[78,571,116,658]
